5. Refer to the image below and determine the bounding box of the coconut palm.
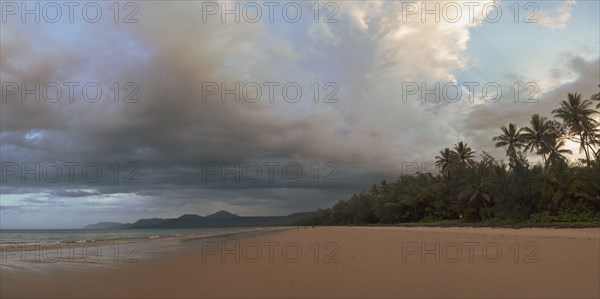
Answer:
[591,85,600,110]
[452,142,476,167]
[552,93,598,162]
[542,160,578,212]
[545,138,573,167]
[458,181,493,220]
[400,191,423,222]
[435,148,455,171]
[493,123,526,167]
[522,114,552,163]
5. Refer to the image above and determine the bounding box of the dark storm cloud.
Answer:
[1,1,598,228]
[53,190,100,198]
[0,2,409,224]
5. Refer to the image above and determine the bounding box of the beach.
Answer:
[1,226,599,298]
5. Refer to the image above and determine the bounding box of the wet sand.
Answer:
[1,226,599,298]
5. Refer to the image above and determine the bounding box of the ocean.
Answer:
[0,227,258,244]
[0,227,277,269]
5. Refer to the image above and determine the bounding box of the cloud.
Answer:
[460,56,599,161]
[535,0,576,30]
[0,1,597,228]
[53,189,101,198]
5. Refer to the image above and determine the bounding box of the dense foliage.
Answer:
[304,91,600,225]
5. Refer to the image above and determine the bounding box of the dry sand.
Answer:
[1,226,599,298]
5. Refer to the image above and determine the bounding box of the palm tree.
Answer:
[542,161,577,213]
[545,138,573,167]
[452,142,476,167]
[400,191,423,222]
[522,114,552,163]
[590,87,600,158]
[493,123,526,167]
[552,93,598,162]
[591,85,599,110]
[458,181,493,220]
[435,148,455,171]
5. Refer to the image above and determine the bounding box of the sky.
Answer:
[1,0,599,228]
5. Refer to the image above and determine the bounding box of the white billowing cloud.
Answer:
[324,1,496,167]
[307,22,340,46]
[535,0,576,29]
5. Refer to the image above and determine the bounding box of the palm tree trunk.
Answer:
[413,205,418,222]
[542,152,547,165]
[581,133,591,162]
[482,200,491,219]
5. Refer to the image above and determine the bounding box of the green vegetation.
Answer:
[302,91,600,226]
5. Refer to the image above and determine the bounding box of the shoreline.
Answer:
[0,227,291,272]
[0,226,282,244]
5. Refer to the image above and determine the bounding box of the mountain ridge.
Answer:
[83,210,309,229]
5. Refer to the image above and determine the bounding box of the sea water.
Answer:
[0,227,270,270]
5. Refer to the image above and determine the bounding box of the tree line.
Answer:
[301,89,600,225]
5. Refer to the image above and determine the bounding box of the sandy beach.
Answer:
[1,226,599,298]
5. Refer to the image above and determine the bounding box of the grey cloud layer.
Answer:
[1,1,598,227]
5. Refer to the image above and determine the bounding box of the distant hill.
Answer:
[83,211,310,229]
[131,218,166,228]
[205,210,238,219]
